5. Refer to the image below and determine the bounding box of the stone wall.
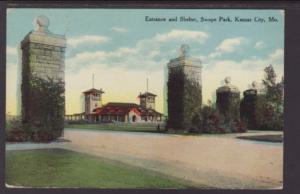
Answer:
[27,43,65,81]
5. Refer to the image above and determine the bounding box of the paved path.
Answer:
[6,129,283,189]
[62,129,283,189]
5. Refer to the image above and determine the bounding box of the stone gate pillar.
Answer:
[240,82,258,129]
[216,77,240,122]
[167,44,202,130]
[21,16,66,132]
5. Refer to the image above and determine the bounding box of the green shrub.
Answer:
[6,118,30,142]
[190,103,247,134]
[255,95,283,131]
[255,65,283,131]
[20,76,65,142]
[167,68,202,130]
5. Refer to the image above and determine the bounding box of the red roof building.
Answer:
[65,89,164,123]
[138,92,157,110]
[83,88,105,119]
[93,102,163,123]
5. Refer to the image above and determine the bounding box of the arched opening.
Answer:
[132,115,137,122]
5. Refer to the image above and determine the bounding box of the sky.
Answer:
[6,9,284,115]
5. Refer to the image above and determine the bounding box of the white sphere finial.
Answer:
[251,81,258,89]
[224,77,231,85]
[35,15,50,33]
[180,44,190,57]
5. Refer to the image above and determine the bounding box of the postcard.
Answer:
[5,8,284,189]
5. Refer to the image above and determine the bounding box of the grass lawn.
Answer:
[6,149,189,188]
[65,124,165,133]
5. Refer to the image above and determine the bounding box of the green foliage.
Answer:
[255,95,283,131]
[191,112,202,131]
[167,68,184,129]
[190,101,247,134]
[199,104,223,133]
[255,65,283,131]
[240,65,283,131]
[216,92,240,123]
[167,68,202,130]
[23,76,65,141]
[263,65,284,104]
[183,76,202,129]
[240,90,257,130]
[6,118,31,142]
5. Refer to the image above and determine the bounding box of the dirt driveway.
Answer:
[60,129,283,189]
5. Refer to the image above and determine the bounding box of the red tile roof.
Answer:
[94,103,140,116]
[139,108,163,116]
[93,102,163,117]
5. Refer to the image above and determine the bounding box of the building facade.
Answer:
[65,89,163,123]
[167,44,202,130]
[93,102,163,123]
[83,88,104,120]
[138,92,156,109]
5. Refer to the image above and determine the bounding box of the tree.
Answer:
[262,65,284,107]
[256,65,283,131]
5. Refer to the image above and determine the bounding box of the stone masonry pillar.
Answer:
[21,16,66,131]
[240,82,258,129]
[216,77,240,122]
[167,45,202,130]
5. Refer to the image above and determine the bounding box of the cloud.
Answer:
[67,35,110,48]
[255,41,265,50]
[63,30,283,109]
[153,29,209,43]
[216,37,248,53]
[66,29,209,72]
[269,48,284,62]
[6,46,17,56]
[111,27,128,33]
[209,37,248,58]
[66,47,140,70]
[202,48,284,104]
[64,47,284,113]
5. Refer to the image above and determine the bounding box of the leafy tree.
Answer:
[262,65,284,107]
[256,65,283,131]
